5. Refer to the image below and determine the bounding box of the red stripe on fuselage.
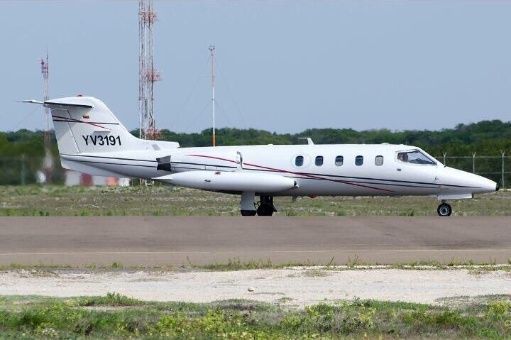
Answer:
[187,154,395,193]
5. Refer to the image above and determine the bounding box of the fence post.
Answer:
[20,154,26,186]
[501,151,505,189]
[472,152,476,173]
[443,152,447,166]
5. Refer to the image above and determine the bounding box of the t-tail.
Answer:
[24,96,179,177]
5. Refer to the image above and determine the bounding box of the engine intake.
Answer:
[156,156,171,172]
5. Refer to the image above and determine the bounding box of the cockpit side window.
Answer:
[397,150,436,165]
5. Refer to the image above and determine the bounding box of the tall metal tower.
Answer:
[138,0,160,140]
[209,45,216,147]
[40,53,53,183]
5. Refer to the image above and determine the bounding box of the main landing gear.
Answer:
[240,192,257,216]
[240,192,276,216]
[437,202,452,217]
[257,196,277,216]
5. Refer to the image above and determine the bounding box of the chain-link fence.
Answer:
[0,154,510,187]
[437,154,509,188]
[0,156,65,185]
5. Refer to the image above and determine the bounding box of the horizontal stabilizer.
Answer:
[44,100,93,109]
[22,99,94,109]
[21,99,44,104]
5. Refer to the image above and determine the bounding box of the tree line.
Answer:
[1,119,510,185]
[155,119,511,156]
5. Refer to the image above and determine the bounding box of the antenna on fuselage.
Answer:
[298,137,315,145]
[236,151,244,170]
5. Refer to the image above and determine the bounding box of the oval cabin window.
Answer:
[335,155,344,166]
[355,155,364,166]
[375,155,384,166]
[315,156,323,166]
[295,155,304,167]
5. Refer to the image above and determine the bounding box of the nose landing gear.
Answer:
[437,202,452,217]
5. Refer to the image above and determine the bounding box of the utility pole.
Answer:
[209,45,216,147]
[40,52,53,183]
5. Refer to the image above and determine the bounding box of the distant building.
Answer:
[64,170,130,187]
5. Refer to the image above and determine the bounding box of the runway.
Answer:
[0,217,509,266]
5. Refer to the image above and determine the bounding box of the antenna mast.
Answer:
[209,45,216,147]
[139,0,160,140]
[40,53,53,183]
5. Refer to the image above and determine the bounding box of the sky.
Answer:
[1,0,511,133]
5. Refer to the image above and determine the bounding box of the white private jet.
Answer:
[25,96,499,216]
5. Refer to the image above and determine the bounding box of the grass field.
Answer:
[0,294,509,338]
[0,185,509,216]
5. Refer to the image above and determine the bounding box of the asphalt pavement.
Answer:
[0,217,509,266]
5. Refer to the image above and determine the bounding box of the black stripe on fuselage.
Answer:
[171,162,237,170]
[61,153,156,163]
[61,154,237,169]
[61,157,155,169]
[61,154,455,190]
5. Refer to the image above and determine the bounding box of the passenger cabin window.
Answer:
[397,150,436,165]
[295,155,304,166]
[315,156,323,166]
[375,155,384,166]
[335,155,344,166]
[355,155,364,166]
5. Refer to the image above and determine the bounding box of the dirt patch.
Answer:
[0,268,510,307]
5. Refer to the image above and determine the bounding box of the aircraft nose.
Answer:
[479,177,499,192]
[478,177,498,194]
[443,168,498,194]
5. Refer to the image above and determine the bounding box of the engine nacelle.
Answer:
[155,170,297,193]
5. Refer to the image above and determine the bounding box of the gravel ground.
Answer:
[0,268,510,307]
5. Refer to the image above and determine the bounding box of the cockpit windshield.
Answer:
[397,150,436,165]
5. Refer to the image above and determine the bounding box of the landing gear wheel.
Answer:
[240,192,256,216]
[257,204,274,216]
[257,195,276,216]
[437,203,452,217]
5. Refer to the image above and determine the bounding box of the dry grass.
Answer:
[0,185,508,216]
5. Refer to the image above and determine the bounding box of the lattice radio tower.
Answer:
[138,0,161,140]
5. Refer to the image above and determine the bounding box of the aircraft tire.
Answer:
[257,204,274,216]
[437,203,452,217]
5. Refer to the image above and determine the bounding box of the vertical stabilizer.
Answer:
[44,96,145,155]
